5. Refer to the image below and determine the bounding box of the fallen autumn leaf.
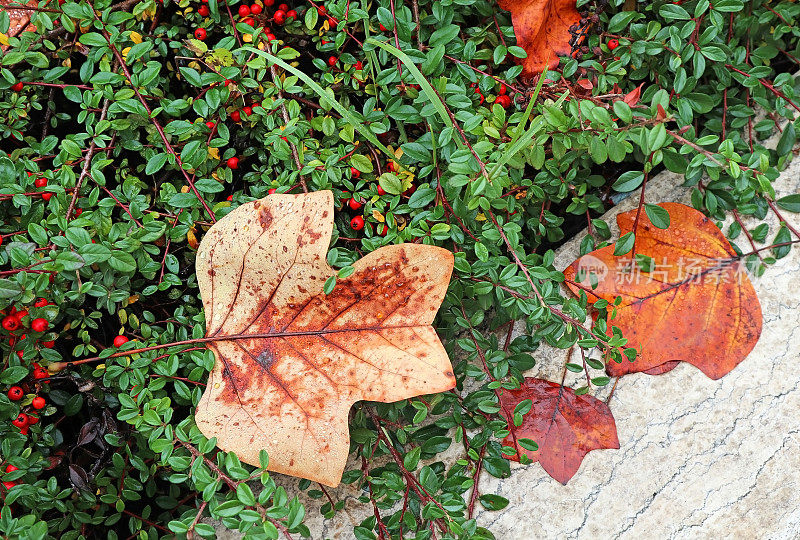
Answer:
[194,191,456,486]
[497,0,583,75]
[500,377,619,484]
[564,202,762,379]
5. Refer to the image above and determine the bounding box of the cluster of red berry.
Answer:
[470,82,514,108]
[228,99,263,124]
[193,0,302,42]
[8,384,46,437]
[343,159,420,234]
[1,300,55,441]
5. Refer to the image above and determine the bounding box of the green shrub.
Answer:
[0,0,797,537]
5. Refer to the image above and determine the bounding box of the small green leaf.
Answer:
[776,194,800,213]
[614,232,635,256]
[0,366,29,384]
[479,494,509,511]
[644,204,670,229]
[378,173,403,195]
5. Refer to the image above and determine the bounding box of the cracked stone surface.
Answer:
[213,146,800,539]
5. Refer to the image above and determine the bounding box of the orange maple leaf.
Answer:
[564,202,762,380]
[500,378,619,484]
[497,0,583,75]
[194,191,456,487]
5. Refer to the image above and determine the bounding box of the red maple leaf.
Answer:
[499,378,619,484]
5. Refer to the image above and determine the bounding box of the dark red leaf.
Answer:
[499,378,619,484]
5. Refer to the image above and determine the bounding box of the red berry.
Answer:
[386,161,396,172]
[1,315,19,332]
[26,414,38,425]
[11,413,27,428]
[608,39,619,50]
[205,120,216,130]
[113,335,129,347]
[286,9,297,19]
[42,192,52,201]
[265,32,276,41]
[34,298,48,308]
[268,188,277,194]
[354,60,363,70]
[230,110,241,122]
[498,83,507,95]
[194,28,207,40]
[250,3,262,14]
[42,341,54,348]
[74,208,82,217]
[2,481,16,490]
[238,4,251,16]
[350,167,361,178]
[278,3,288,10]
[317,5,326,15]
[378,224,388,236]
[198,4,210,16]
[31,397,45,410]
[33,367,48,379]
[34,177,47,188]
[273,10,285,24]
[8,387,23,401]
[30,318,48,333]
[496,94,511,108]
[263,0,274,6]
[348,197,362,211]
[377,185,386,196]
[226,195,233,201]
[328,56,337,66]
[242,17,254,26]
[328,17,337,28]
[10,82,23,92]
[4,465,18,473]
[227,156,240,169]
[224,79,233,86]
[242,105,253,116]
[379,23,387,32]
[350,215,364,231]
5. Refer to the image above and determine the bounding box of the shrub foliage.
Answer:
[0,0,798,537]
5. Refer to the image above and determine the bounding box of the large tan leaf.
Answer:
[194,191,456,487]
